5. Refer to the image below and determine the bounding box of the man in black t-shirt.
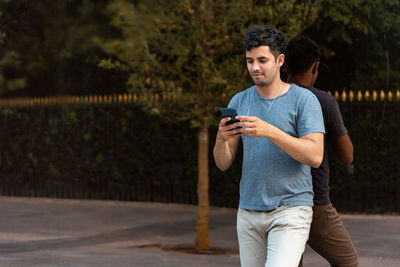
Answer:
[286,36,358,267]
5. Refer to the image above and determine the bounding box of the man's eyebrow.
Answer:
[246,56,268,60]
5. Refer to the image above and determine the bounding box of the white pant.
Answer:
[237,206,312,267]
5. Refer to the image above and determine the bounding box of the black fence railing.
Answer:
[0,99,398,213]
[329,101,400,213]
[0,104,199,203]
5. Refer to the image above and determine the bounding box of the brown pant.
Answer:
[299,203,358,267]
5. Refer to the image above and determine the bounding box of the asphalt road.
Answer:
[0,197,398,267]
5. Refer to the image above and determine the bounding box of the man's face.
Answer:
[246,46,284,87]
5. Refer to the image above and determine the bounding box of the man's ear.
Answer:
[278,54,285,67]
[312,61,320,74]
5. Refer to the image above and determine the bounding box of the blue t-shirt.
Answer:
[228,84,325,211]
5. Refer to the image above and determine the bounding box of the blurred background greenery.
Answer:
[0,0,399,98]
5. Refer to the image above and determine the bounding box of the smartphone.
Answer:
[219,108,240,125]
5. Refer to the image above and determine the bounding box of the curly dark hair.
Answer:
[285,36,321,76]
[243,25,287,58]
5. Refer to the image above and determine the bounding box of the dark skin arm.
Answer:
[329,134,353,166]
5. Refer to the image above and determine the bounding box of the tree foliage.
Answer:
[0,0,126,97]
[303,0,400,91]
[100,0,321,126]
[1,0,398,97]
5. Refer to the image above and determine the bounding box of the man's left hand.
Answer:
[236,116,272,138]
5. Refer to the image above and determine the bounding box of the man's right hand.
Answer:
[216,117,242,142]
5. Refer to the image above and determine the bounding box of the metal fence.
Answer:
[0,91,399,213]
[330,101,400,213]
[0,104,199,203]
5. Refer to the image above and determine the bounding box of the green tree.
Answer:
[0,1,26,94]
[100,0,320,251]
[302,0,400,92]
[0,0,125,97]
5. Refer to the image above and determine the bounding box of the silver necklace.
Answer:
[247,83,283,120]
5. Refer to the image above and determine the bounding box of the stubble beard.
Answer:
[253,78,269,87]
[252,65,279,87]
[252,73,274,87]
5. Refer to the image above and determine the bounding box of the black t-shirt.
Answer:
[305,86,348,204]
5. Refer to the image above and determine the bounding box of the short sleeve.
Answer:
[228,94,238,110]
[325,96,348,137]
[297,95,325,137]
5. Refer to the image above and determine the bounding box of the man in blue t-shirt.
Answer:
[285,35,358,267]
[213,25,325,267]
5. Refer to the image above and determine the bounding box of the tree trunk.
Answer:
[195,123,210,251]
